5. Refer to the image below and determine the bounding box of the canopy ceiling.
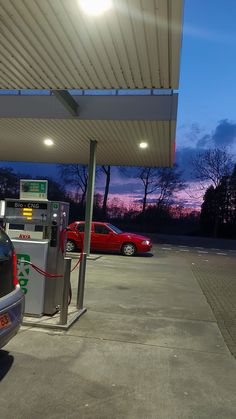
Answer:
[0,118,176,166]
[0,93,177,166]
[0,0,183,168]
[0,0,183,90]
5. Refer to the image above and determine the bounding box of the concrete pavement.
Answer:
[1,245,236,418]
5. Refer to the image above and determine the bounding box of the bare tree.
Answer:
[0,167,19,198]
[138,165,185,213]
[155,166,186,208]
[58,164,88,206]
[138,167,159,213]
[101,165,111,217]
[192,148,234,237]
[192,148,233,188]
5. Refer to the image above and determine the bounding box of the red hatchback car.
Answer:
[66,222,152,256]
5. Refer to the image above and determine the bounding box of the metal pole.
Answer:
[76,140,97,312]
[84,140,97,256]
[60,257,72,325]
[77,253,87,309]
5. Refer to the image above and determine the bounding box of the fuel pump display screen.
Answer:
[6,201,48,223]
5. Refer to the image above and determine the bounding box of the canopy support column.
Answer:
[76,140,97,309]
[84,139,97,256]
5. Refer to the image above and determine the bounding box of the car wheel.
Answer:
[121,243,136,256]
[66,240,76,252]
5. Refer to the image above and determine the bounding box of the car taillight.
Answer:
[12,250,19,287]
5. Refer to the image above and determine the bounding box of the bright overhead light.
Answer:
[79,0,112,16]
[44,138,54,146]
[139,142,148,149]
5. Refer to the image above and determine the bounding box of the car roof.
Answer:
[74,221,108,225]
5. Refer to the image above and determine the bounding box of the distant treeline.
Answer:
[1,153,236,239]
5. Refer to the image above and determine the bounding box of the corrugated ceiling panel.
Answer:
[170,0,184,88]
[0,0,183,89]
[0,119,175,167]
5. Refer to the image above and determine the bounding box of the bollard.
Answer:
[60,257,72,325]
[77,253,87,309]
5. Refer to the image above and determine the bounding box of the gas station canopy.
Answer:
[0,0,184,322]
[0,0,183,90]
[0,0,183,167]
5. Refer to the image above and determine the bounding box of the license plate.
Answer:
[0,313,12,329]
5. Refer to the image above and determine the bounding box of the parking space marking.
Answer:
[158,244,235,257]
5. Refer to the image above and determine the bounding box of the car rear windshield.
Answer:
[0,229,14,298]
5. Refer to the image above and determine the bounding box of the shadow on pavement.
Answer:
[103,251,154,258]
[68,250,154,258]
[0,350,14,381]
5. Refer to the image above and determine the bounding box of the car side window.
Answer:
[77,224,85,232]
[94,225,110,235]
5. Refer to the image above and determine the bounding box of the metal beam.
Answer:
[52,90,79,117]
[0,94,178,121]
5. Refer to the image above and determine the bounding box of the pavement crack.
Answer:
[64,332,228,356]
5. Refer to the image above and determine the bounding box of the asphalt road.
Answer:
[150,233,236,251]
[0,236,236,419]
[155,242,236,359]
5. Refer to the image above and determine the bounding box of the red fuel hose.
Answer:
[17,240,84,278]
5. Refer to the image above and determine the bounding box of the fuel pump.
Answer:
[4,199,69,316]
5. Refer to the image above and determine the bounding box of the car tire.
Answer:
[66,240,76,252]
[121,243,136,256]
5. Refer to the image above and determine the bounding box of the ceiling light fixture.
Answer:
[139,142,148,149]
[79,0,112,16]
[44,138,54,146]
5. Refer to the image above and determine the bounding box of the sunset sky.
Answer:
[1,1,236,210]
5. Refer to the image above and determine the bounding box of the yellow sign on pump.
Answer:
[22,207,33,220]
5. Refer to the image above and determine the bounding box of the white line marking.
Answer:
[197,251,209,254]
[211,248,220,251]
[194,247,204,249]
[162,247,172,251]
[180,249,190,252]
[216,252,227,256]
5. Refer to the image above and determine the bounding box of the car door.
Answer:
[67,222,85,250]
[92,224,117,251]
[0,230,15,298]
[75,223,85,250]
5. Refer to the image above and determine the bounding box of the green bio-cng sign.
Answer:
[20,179,48,200]
[17,254,30,294]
